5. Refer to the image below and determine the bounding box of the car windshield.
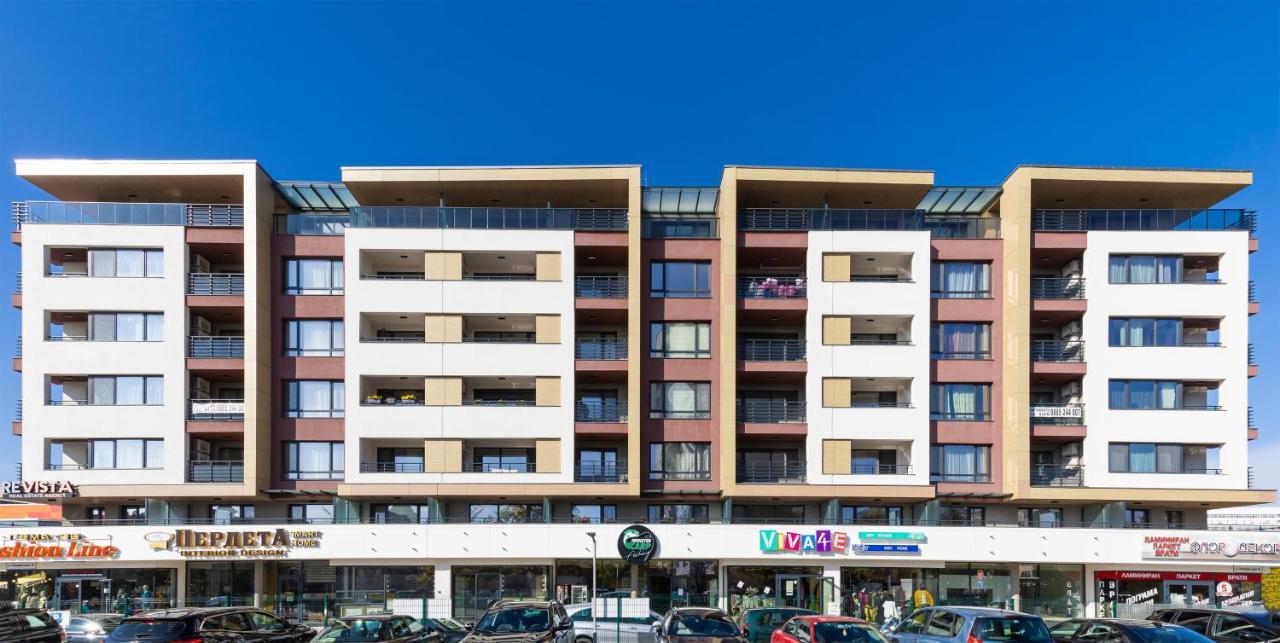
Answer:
[670,614,741,637]
[110,620,187,639]
[1129,625,1219,643]
[316,619,386,642]
[474,607,552,633]
[814,622,888,643]
[972,617,1052,642]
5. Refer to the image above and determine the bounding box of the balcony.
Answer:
[13,200,244,228]
[1030,464,1085,487]
[461,461,537,473]
[188,460,245,483]
[187,273,245,295]
[1032,209,1255,233]
[574,461,628,483]
[641,216,718,239]
[924,216,1001,239]
[737,399,806,424]
[738,276,807,299]
[272,213,350,235]
[737,461,806,484]
[737,208,924,231]
[188,399,245,421]
[575,339,627,360]
[1031,404,1085,426]
[187,336,245,359]
[929,472,992,483]
[851,463,913,475]
[360,461,426,473]
[1249,343,1258,377]
[575,400,627,423]
[739,339,806,362]
[575,276,627,298]
[349,206,627,230]
[1031,278,1086,299]
[1031,340,1085,362]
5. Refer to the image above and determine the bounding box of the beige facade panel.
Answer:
[822,253,850,282]
[425,251,462,280]
[535,376,561,406]
[822,316,851,345]
[425,377,462,406]
[535,315,561,344]
[425,315,463,343]
[425,439,463,473]
[822,377,851,408]
[822,440,852,475]
[535,439,561,473]
[535,252,561,281]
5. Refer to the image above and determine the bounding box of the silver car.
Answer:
[566,603,663,643]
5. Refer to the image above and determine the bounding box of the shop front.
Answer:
[554,559,719,613]
[1096,571,1263,618]
[725,565,830,615]
[452,564,550,619]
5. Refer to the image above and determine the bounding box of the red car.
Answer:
[771,616,889,643]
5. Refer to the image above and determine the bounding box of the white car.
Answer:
[566,603,664,643]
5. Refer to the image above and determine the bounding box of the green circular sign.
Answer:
[617,524,658,564]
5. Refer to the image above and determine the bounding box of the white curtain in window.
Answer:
[300,260,332,290]
[145,250,164,277]
[1156,382,1180,409]
[666,383,697,413]
[116,314,144,341]
[1157,445,1183,473]
[944,446,975,477]
[89,250,115,277]
[331,321,345,351]
[943,264,977,293]
[1129,444,1156,472]
[146,314,164,341]
[1156,256,1181,283]
[146,377,163,405]
[115,250,145,277]
[89,377,115,405]
[1129,256,1157,283]
[299,381,332,415]
[300,321,332,352]
[90,314,116,341]
[115,377,145,405]
[299,443,330,478]
[146,440,164,468]
[91,441,115,468]
[946,386,977,416]
[1109,257,1127,283]
[116,439,144,469]
[667,323,699,353]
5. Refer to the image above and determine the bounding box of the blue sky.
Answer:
[0,1,1276,499]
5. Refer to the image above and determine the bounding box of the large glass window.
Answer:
[210,505,255,525]
[931,262,991,298]
[284,441,344,480]
[87,439,164,469]
[930,383,991,420]
[285,320,344,356]
[930,445,991,482]
[1108,443,1221,474]
[649,442,711,480]
[469,504,543,523]
[1109,318,1185,347]
[88,249,164,278]
[570,504,617,524]
[371,504,431,524]
[285,380,345,417]
[650,261,712,298]
[649,382,711,418]
[1109,255,1185,284]
[732,504,805,524]
[650,322,712,358]
[288,504,335,524]
[87,313,164,342]
[374,447,424,473]
[86,376,163,405]
[1108,380,1185,409]
[930,323,992,359]
[939,505,986,526]
[472,448,535,473]
[840,505,903,525]
[285,258,344,294]
[647,504,709,524]
[1018,508,1063,528]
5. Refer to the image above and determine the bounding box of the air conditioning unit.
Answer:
[191,315,212,337]
[1061,321,1082,339]
[192,254,211,273]
[1060,381,1082,402]
[191,438,211,462]
[1062,260,1082,277]
[192,376,212,399]
[1060,442,1082,458]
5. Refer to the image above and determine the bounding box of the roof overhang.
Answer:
[14,159,258,203]
[728,166,935,209]
[339,165,638,207]
[1007,165,1253,209]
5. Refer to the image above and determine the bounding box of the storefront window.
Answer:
[188,561,254,606]
[264,560,338,624]
[453,565,549,619]
[1022,564,1083,619]
[336,566,433,602]
[937,563,1013,609]
[725,566,825,616]
[554,560,633,603]
[1096,571,1263,618]
[645,560,718,613]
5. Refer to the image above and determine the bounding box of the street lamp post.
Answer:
[586,531,598,636]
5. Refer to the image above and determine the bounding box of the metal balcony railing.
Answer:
[737,399,806,423]
[13,400,21,422]
[360,462,426,473]
[361,396,423,406]
[188,399,245,420]
[929,410,989,420]
[272,213,350,235]
[1031,277,1086,299]
[14,272,20,293]
[13,200,244,228]
[575,276,627,299]
[738,276,807,299]
[1032,209,1255,233]
[924,216,1001,239]
[736,461,807,484]
[1248,406,1257,429]
[461,461,537,473]
[858,400,914,409]
[573,210,628,230]
[641,217,718,238]
[930,472,993,483]
[188,460,245,483]
[14,336,20,358]
[1030,403,1085,426]
[1248,343,1257,366]
[1031,464,1085,487]
[460,335,533,344]
[187,336,245,359]
[574,400,627,423]
[187,273,245,295]
[349,206,627,230]
[1031,340,1085,362]
[575,339,627,360]
[574,461,628,483]
[738,208,925,231]
[1249,280,1257,303]
[739,339,806,361]
[461,398,535,407]
[850,463,913,475]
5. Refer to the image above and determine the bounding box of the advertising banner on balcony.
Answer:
[1030,405,1083,419]
[1142,535,1280,561]
[190,400,245,416]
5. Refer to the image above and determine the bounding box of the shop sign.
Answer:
[1142,535,1280,560]
[1095,571,1261,582]
[859,531,927,543]
[758,530,924,555]
[0,480,77,499]
[145,528,322,558]
[617,525,658,564]
[0,533,118,560]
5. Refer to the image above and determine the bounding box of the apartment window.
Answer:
[930,445,991,483]
[576,448,619,479]
[120,505,147,524]
[1108,443,1221,474]
[841,506,904,526]
[649,381,711,419]
[851,449,899,474]
[285,380,345,418]
[87,313,164,342]
[88,249,164,278]
[85,506,106,524]
[732,504,805,524]
[649,442,711,481]
[1166,510,1186,529]
[940,505,986,526]
[288,504,335,525]
[285,258,344,294]
[285,320,344,356]
[650,261,712,298]
[1018,508,1063,528]
[1109,255,1183,284]
[84,376,164,406]
[469,504,543,524]
[931,262,991,298]
[372,504,431,524]
[472,448,535,473]
[1108,380,1185,409]
[283,441,344,480]
[570,504,617,524]
[87,439,164,469]
[1109,318,1185,347]
[375,447,424,473]
[650,322,712,358]
[930,383,991,420]
[1125,509,1150,528]
[930,323,992,359]
[209,505,255,525]
[647,504,709,524]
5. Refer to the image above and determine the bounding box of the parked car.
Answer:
[890,607,1052,643]
[1149,609,1280,643]
[654,607,747,643]
[421,617,470,643]
[772,615,887,643]
[106,607,314,642]
[316,614,443,643]
[565,603,663,643]
[65,613,126,643]
[738,608,815,643]
[0,608,62,643]
[1050,618,1216,643]
[461,601,574,643]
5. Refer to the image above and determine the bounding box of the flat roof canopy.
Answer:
[731,167,935,209]
[15,159,254,203]
[1015,166,1253,209]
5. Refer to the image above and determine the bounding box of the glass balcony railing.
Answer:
[641,217,718,238]
[574,461,628,483]
[924,216,1001,239]
[350,206,627,230]
[273,213,350,235]
[1032,209,1256,233]
[739,208,925,231]
[13,201,244,228]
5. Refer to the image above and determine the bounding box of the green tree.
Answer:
[1262,567,1280,611]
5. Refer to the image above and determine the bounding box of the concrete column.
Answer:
[253,561,265,608]
[434,563,452,619]
[822,564,843,615]
[174,564,187,606]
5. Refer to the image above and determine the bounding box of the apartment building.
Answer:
[2,159,1272,624]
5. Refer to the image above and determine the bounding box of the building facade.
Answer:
[2,160,1273,623]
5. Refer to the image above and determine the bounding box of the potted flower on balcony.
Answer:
[399,392,418,405]
[365,393,382,405]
